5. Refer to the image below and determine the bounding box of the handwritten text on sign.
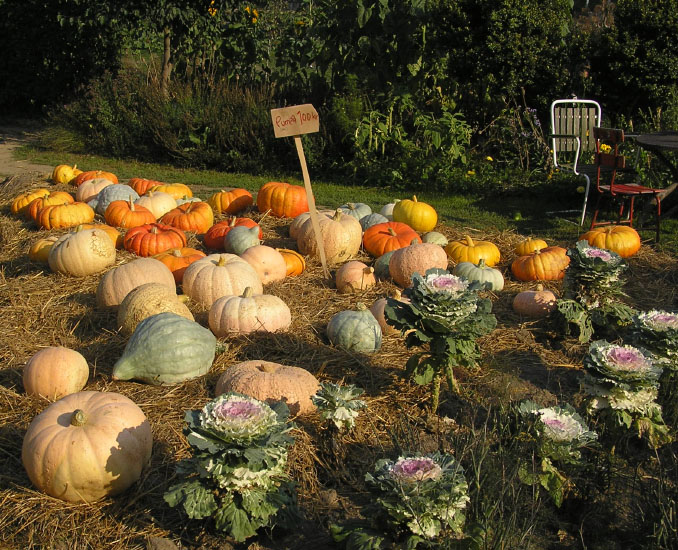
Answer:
[270,104,319,138]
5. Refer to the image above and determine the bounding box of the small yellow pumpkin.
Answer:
[515,237,548,256]
[392,195,438,232]
[445,235,501,267]
[577,225,641,259]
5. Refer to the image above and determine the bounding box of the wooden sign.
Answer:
[270,104,319,138]
[270,103,329,279]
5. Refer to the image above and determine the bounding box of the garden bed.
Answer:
[1,173,677,549]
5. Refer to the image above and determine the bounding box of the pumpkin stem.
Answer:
[410,238,420,246]
[217,256,227,266]
[242,287,254,298]
[257,363,278,373]
[356,302,367,311]
[151,225,159,234]
[228,216,237,227]
[363,266,375,275]
[412,195,418,203]
[465,235,474,247]
[388,227,397,236]
[477,258,486,268]
[333,209,343,221]
[70,409,87,427]
[171,249,182,257]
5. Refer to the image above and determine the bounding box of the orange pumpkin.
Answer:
[26,191,75,222]
[149,182,193,200]
[128,177,166,196]
[71,170,118,187]
[124,223,188,257]
[363,221,421,257]
[104,199,156,229]
[28,235,60,263]
[160,201,214,234]
[51,164,81,185]
[577,225,641,259]
[511,246,570,281]
[256,181,308,218]
[11,189,50,217]
[203,217,262,250]
[36,202,95,230]
[207,188,254,216]
[277,248,305,276]
[514,237,548,256]
[153,247,207,283]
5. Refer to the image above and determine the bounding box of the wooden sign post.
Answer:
[270,104,329,279]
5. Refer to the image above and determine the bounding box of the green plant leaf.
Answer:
[164,480,217,519]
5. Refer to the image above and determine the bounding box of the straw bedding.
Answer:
[0,174,676,549]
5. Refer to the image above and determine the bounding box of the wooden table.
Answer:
[635,131,678,179]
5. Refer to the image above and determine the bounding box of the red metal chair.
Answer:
[589,127,662,242]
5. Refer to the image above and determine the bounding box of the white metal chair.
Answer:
[549,98,602,225]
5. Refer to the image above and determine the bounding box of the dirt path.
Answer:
[0,124,53,178]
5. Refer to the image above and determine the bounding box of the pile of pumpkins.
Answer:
[13,163,645,505]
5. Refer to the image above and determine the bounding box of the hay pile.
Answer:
[0,174,676,549]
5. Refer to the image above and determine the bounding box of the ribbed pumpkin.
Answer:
[239,245,287,284]
[128,177,165,196]
[160,201,214,234]
[421,231,449,247]
[335,261,376,293]
[134,191,177,219]
[577,225,641,259]
[338,202,372,220]
[48,228,116,277]
[149,182,193,201]
[75,178,115,203]
[94,184,139,215]
[123,223,187,257]
[96,257,176,309]
[223,225,261,255]
[208,287,292,337]
[71,170,118,187]
[182,253,263,306]
[26,191,75,222]
[363,221,421,257]
[28,235,60,263]
[392,195,438,232]
[445,235,501,267]
[453,259,504,291]
[288,209,335,239]
[515,237,548,256]
[327,304,382,353]
[511,246,570,281]
[36,201,95,230]
[51,164,80,184]
[512,284,557,318]
[203,217,262,250]
[256,181,308,218]
[153,247,206,283]
[77,223,123,249]
[277,248,305,276]
[112,313,217,385]
[105,198,156,229]
[207,188,254,216]
[117,283,194,336]
[359,212,389,231]
[11,189,50,217]
[389,243,449,287]
[214,360,320,415]
[23,346,89,400]
[21,391,152,503]
[296,209,363,265]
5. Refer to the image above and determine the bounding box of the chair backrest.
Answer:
[550,99,602,170]
[593,126,627,190]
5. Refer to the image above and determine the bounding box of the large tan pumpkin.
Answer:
[389,242,449,287]
[96,257,176,309]
[48,228,117,277]
[134,191,177,219]
[182,253,263,306]
[335,261,376,293]
[117,282,194,335]
[289,209,335,239]
[75,177,116,203]
[23,346,89,400]
[215,360,320,415]
[21,391,153,503]
[239,245,287,285]
[296,209,363,264]
[208,287,291,337]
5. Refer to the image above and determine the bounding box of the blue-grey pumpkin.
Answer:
[95,185,140,215]
[224,225,261,255]
[327,304,382,353]
[338,202,372,221]
[373,249,395,280]
[359,212,389,231]
[453,259,504,291]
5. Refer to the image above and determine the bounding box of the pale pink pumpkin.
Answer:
[239,245,287,285]
[389,242,448,287]
[335,261,376,293]
[23,346,89,400]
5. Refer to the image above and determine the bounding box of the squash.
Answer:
[327,303,382,353]
[453,259,504,291]
[26,191,75,222]
[363,221,421,257]
[117,282,193,335]
[160,201,214,234]
[288,209,335,239]
[223,225,261,255]
[515,237,548,256]
[23,346,89,400]
[445,235,501,267]
[277,248,306,276]
[77,223,123,249]
[94,185,139,215]
[239,245,287,284]
[512,284,557,318]
[48,228,116,277]
[373,249,396,280]
[204,217,262,250]
[335,261,376,293]
[214,360,320,415]
[153,247,206,283]
[134,191,177,219]
[11,188,50,217]
[359,212,389,231]
[71,170,118,187]
[182,253,263,306]
[511,246,570,281]
[577,225,641,258]
[28,235,60,263]
[338,202,372,220]
[75,177,115,203]
[296,209,363,265]
[21,391,152,503]
[370,290,408,336]
[51,164,80,185]
[207,188,253,216]
[124,223,188,257]
[36,201,95,230]
[128,177,166,196]
[379,200,400,220]
[208,287,292,336]
[149,182,193,201]
[421,231,449,247]
[112,312,217,385]
[389,242,449,287]
[96,257,176,309]
[256,181,308,218]
[392,195,438,232]
[105,198,156,229]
